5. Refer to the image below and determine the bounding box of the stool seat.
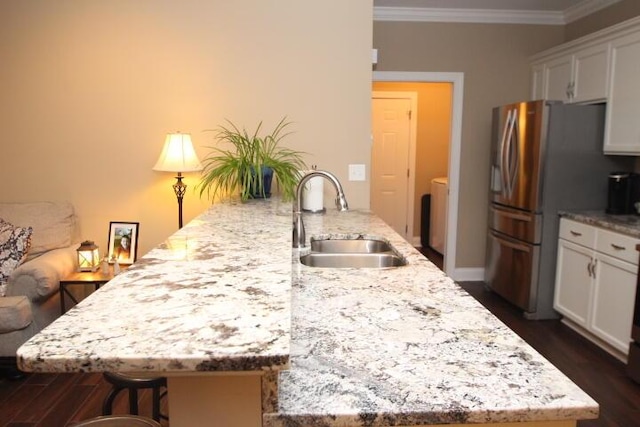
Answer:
[102,372,168,422]
[72,415,161,426]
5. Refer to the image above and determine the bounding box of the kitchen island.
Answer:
[18,199,598,426]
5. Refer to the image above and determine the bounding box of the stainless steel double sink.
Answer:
[299,238,406,268]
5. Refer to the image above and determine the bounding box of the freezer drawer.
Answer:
[485,229,540,313]
[488,204,542,244]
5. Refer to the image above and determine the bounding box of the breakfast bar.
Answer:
[17,199,598,426]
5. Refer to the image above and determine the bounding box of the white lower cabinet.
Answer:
[591,252,638,353]
[555,239,593,328]
[554,218,639,358]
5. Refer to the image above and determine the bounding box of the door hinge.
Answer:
[405,225,408,233]
[408,110,412,119]
[407,168,410,178]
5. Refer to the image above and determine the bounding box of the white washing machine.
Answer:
[429,177,448,255]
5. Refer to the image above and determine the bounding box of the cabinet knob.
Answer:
[570,230,582,237]
[610,243,626,251]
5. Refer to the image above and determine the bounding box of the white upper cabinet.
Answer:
[603,31,640,154]
[531,43,609,104]
[573,44,610,103]
[530,16,640,154]
[544,55,574,101]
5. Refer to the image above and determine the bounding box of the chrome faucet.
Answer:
[293,170,349,248]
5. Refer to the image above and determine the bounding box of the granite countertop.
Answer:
[18,199,293,373]
[18,199,598,426]
[560,210,640,238]
[265,208,598,426]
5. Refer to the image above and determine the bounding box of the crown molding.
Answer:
[564,0,621,23]
[374,0,623,25]
[373,6,565,25]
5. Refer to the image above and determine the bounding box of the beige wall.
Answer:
[0,1,373,257]
[565,0,640,41]
[371,82,452,235]
[373,22,564,268]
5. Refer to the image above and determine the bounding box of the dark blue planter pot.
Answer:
[248,166,273,199]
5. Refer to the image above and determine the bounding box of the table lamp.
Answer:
[153,132,203,229]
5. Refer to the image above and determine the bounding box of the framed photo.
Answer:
[107,221,139,264]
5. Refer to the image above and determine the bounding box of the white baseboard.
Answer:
[448,267,484,282]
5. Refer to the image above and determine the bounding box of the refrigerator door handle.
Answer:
[489,205,532,222]
[507,109,520,199]
[503,108,518,198]
[499,109,513,198]
[490,231,531,253]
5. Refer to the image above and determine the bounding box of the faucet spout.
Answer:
[293,170,349,248]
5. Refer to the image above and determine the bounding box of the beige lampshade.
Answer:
[153,132,203,172]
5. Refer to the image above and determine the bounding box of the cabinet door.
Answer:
[604,32,640,154]
[572,43,609,103]
[545,56,573,102]
[531,63,545,100]
[591,252,638,354]
[554,238,593,327]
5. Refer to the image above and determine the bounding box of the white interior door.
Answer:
[371,96,412,238]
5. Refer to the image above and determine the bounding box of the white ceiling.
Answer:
[373,0,622,24]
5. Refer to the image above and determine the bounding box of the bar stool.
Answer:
[71,415,161,426]
[102,372,168,422]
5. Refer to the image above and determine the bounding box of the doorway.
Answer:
[372,71,464,277]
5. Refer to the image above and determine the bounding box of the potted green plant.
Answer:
[197,117,306,202]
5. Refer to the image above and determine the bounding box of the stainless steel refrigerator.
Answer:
[485,100,634,319]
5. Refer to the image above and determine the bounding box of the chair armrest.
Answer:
[7,245,77,302]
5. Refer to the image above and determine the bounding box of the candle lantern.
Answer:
[77,240,100,272]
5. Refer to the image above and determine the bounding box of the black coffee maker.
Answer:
[607,172,633,214]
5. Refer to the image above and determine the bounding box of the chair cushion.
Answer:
[0,219,33,296]
[0,201,75,256]
[0,296,33,333]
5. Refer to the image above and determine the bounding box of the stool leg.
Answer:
[152,386,161,421]
[102,386,124,415]
[159,390,169,421]
[129,388,139,415]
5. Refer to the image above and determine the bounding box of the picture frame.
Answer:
[107,221,139,265]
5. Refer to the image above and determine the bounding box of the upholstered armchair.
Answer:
[0,201,79,377]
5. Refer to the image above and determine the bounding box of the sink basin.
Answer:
[300,252,406,268]
[301,237,405,268]
[310,238,392,253]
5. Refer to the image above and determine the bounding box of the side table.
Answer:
[59,266,124,314]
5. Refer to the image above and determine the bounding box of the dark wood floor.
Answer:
[0,371,169,427]
[1,266,639,425]
[459,281,640,427]
[419,245,443,270]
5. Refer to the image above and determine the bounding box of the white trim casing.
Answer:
[373,71,464,280]
[451,267,485,282]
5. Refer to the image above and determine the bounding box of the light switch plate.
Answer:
[348,164,366,181]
